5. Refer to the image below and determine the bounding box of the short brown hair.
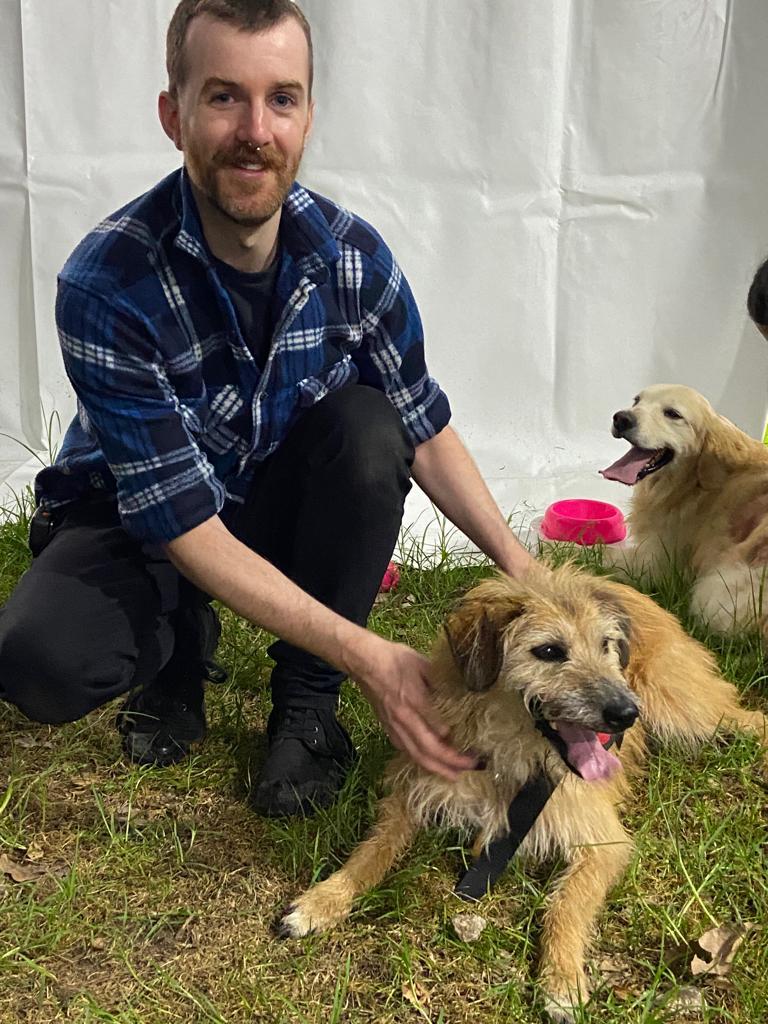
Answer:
[166,0,313,98]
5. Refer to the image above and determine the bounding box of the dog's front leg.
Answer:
[599,537,668,584]
[538,829,633,1023]
[277,791,418,938]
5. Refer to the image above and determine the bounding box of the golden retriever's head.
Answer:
[601,383,715,487]
[443,567,639,781]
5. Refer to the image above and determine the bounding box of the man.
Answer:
[748,255,768,341]
[0,0,536,816]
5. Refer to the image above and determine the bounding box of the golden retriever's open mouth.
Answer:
[530,701,623,782]
[600,445,674,485]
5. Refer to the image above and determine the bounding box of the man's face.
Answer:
[161,14,314,229]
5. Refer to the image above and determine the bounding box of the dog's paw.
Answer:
[275,901,315,939]
[542,995,577,1024]
[274,879,354,939]
[541,975,588,1024]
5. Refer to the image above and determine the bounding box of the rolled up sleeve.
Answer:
[353,243,451,445]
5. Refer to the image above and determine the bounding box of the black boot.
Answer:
[251,706,357,817]
[117,600,227,767]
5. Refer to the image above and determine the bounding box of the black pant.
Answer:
[0,386,414,723]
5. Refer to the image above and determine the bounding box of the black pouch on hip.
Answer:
[28,505,57,557]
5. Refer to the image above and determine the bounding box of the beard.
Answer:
[184,137,303,228]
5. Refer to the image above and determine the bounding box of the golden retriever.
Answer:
[277,565,768,1022]
[602,383,768,635]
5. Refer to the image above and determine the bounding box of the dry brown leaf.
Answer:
[0,853,69,884]
[25,841,45,863]
[0,854,47,883]
[691,923,753,978]
[114,804,150,828]
[70,772,102,788]
[401,978,431,1010]
[597,954,628,982]
[14,735,53,750]
[594,954,637,1000]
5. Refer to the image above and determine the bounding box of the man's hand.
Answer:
[351,636,477,780]
[165,517,477,779]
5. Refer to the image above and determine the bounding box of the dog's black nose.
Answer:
[602,696,639,731]
[612,410,635,434]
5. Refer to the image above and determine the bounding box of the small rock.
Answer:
[654,985,705,1016]
[451,912,487,942]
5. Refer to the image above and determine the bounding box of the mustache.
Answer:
[216,145,285,173]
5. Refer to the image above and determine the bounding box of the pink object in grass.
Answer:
[541,499,626,546]
[379,561,401,592]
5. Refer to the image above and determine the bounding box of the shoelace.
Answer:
[273,707,325,745]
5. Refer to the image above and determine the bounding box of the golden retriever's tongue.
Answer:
[600,446,657,486]
[554,723,621,781]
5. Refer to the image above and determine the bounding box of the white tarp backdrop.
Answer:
[2,0,768,539]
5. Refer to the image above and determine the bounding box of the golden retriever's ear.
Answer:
[594,590,632,669]
[443,596,522,691]
[697,412,762,489]
[695,450,730,491]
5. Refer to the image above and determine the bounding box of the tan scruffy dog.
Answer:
[602,383,768,635]
[277,565,768,1022]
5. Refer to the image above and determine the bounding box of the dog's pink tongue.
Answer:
[600,447,656,486]
[554,723,621,782]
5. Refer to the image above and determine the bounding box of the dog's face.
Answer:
[444,570,640,782]
[601,383,713,486]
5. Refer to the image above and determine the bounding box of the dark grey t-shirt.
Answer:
[213,254,280,368]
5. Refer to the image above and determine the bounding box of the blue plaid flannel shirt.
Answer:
[36,169,451,544]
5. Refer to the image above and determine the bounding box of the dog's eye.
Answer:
[602,637,611,653]
[632,395,639,406]
[663,407,683,421]
[531,643,568,662]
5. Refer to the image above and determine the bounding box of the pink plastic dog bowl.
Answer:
[540,499,626,546]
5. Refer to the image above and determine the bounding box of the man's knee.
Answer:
[310,385,415,482]
[0,616,132,724]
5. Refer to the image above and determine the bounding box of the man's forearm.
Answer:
[411,425,535,578]
[163,513,477,779]
[164,515,380,681]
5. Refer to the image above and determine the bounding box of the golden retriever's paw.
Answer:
[690,566,760,634]
[275,882,353,939]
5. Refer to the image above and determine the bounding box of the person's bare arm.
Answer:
[164,515,476,779]
[411,425,538,578]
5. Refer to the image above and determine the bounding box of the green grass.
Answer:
[0,513,766,1023]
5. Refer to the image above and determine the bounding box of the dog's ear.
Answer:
[594,590,632,669]
[695,449,730,491]
[443,595,522,691]
[696,411,757,489]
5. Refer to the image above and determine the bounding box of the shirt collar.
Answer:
[173,169,340,284]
